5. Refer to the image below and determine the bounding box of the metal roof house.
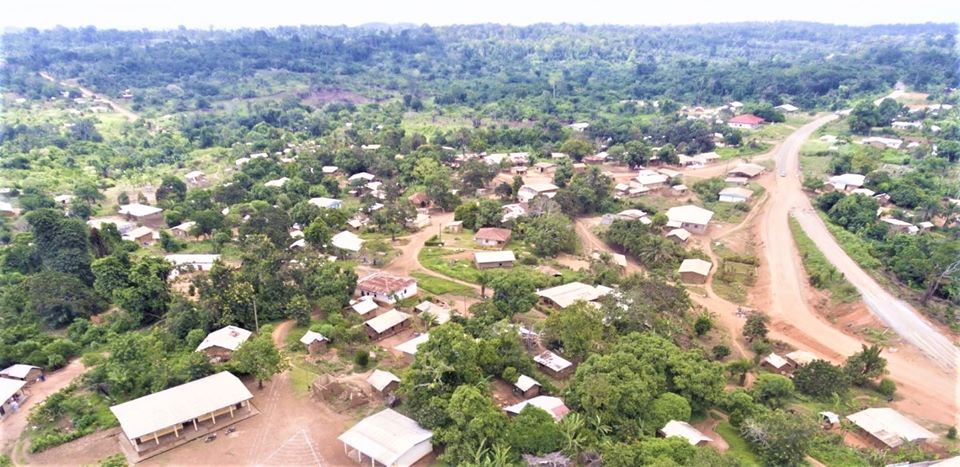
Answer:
[338,409,433,467]
[475,250,516,269]
[666,205,715,234]
[195,326,252,362]
[109,372,255,460]
[659,420,712,446]
[504,396,570,421]
[847,408,936,449]
[536,282,613,309]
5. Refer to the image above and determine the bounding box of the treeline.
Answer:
[3,22,956,116]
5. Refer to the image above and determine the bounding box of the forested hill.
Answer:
[3,22,956,114]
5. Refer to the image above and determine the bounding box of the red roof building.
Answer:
[357,273,418,304]
[728,114,765,129]
[474,227,513,247]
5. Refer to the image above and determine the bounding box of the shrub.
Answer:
[694,314,713,336]
[877,378,897,398]
[353,351,370,369]
[947,427,957,440]
[712,344,731,361]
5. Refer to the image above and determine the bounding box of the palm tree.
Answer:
[476,271,492,299]
[559,412,587,455]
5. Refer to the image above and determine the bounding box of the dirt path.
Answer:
[144,318,353,466]
[1,359,87,459]
[382,211,481,293]
[39,71,140,122]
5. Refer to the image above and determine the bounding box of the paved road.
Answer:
[774,115,958,369]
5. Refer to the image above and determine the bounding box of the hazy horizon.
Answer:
[5,0,960,31]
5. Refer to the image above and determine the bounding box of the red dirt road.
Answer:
[1,358,87,460]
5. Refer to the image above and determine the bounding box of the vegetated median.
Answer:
[789,216,860,304]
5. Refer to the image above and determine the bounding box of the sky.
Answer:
[5,0,960,30]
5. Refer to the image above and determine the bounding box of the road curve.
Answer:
[773,115,958,369]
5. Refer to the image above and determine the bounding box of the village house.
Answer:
[760,352,792,374]
[165,254,220,278]
[534,350,574,378]
[0,202,17,218]
[725,176,749,186]
[338,409,433,467]
[184,170,206,185]
[829,173,866,191]
[364,309,412,340]
[666,228,691,244]
[474,227,513,247]
[394,333,429,356]
[583,152,608,164]
[308,197,343,209]
[475,250,516,269]
[0,364,42,385]
[349,296,380,318]
[1,378,28,417]
[170,221,196,239]
[513,375,541,399]
[331,230,364,256]
[536,282,613,309]
[511,166,528,175]
[110,372,256,461]
[119,203,164,224]
[784,350,819,368]
[415,301,452,325]
[881,218,919,235]
[846,408,936,449]
[569,122,590,132]
[718,187,753,203]
[861,137,904,150]
[322,166,339,175]
[367,369,401,396]
[357,273,418,304]
[775,103,799,113]
[299,331,328,355]
[572,162,587,173]
[517,182,559,203]
[635,170,669,189]
[666,205,715,234]
[728,114,765,129]
[659,420,713,446]
[444,220,463,234]
[533,162,557,173]
[348,172,376,183]
[408,192,430,208]
[501,203,528,223]
[123,226,157,246]
[504,396,570,421]
[264,177,289,188]
[727,163,765,179]
[679,259,712,284]
[195,326,252,363]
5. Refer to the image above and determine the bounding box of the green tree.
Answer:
[752,373,795,408]
[436,385,508,465]
[506,405,563,455]
[553,159,574,188]
[490,272,537,318]
[647,392,692,434]
[232,330,287,389]
[289,294,311,327]
[475,199,504,228]
[743,313,769,342]
[828,194,879,232]
[843,344,887,385]
[741,409,817,467]
[559,139,593,160]
[544,301,603,359]
[24,271,102,328]
[524,213,577,257]
[156,175,188,204]
[793,360,849,398]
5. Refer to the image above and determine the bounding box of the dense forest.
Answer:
[3,22,956,117]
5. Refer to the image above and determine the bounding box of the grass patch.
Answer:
[714,421,760,466]
[716,143,771,160]
[288,361,319,398]
[817,213,883,270]
[790,217,860,304]
[27,384,118,453]
[418,246,482,283]
[411,271,477,297]
[808,433,870,466]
